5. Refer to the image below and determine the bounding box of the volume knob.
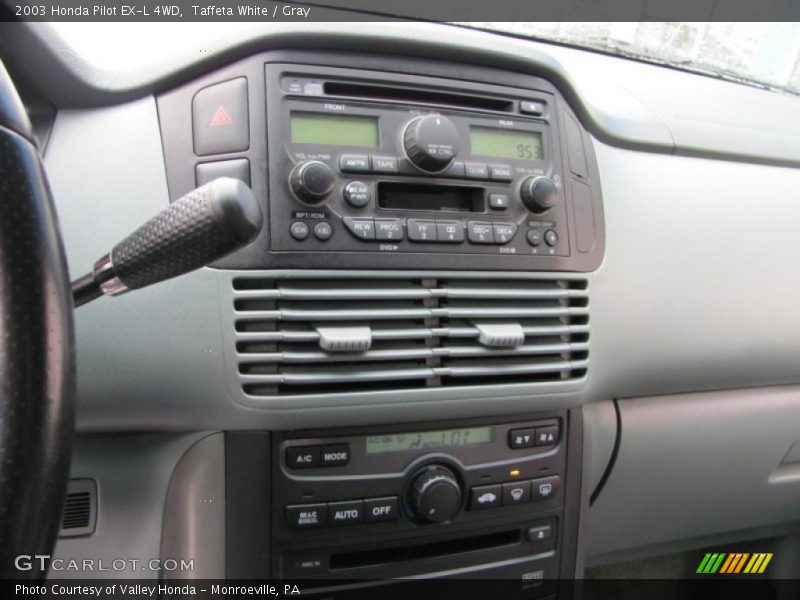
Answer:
[520,176,559,213]
[403,114,459,172]
[289,160,335,206]
[408,465,462,524]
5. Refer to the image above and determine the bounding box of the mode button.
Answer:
[320,444,350,467]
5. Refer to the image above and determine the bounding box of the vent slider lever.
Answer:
[316,326,372,352]
[473,322,525,347]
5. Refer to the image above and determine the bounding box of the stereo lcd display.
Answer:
[470,126,543,160]
[366,427,493,454]
[290,112,379,147]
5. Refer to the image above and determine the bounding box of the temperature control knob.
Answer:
[520,176,559,213]
[289,160,336,206]
[403,115,459,172]
[407,465,462,523]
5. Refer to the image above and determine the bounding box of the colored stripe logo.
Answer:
[696,552,773,574]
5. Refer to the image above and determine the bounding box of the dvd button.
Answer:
[489,164,513,181]
[467,221,494,244]
[343,217,375,241]
[375,219,404,241]
[436,220,465,243]
[407,219,438,242]
[465,162,489,179]
[493,223,517,244]
[372,156,399,173]
[340,155,370,173]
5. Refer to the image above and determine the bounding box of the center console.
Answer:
[157,50,602,597]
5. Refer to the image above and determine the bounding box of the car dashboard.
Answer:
[2,19,800,595]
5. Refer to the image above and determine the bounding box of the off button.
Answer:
[364,497,399,523]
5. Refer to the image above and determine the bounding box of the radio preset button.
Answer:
[343,217,376,241]
[289,221,310,241]
[320,444,351,466]
[436,220,465,243]
[343,181,371,208]
[467,221,494,244]
[464,162,489,179]
[468,484,502,510]
[287,503,327,529]
[407,219,438,242]
[489,164,513,181]
[544,229,559,247]
[531,476,560,501]
[372,156,399,173]
[375,219,404,241]
[364,497,399,523]
[340,155,371,173]
[489,193,509,210]
[286,446,320,468]
[313,221,333,241]
[493,223,517,244]
[502,480,532,506]
[328,500,364,526]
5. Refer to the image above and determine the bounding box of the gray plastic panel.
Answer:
[161,433,226,580]
[587,387,800,562]
[51,433,209,579]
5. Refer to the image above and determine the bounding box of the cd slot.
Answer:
[330,529,521,570]
[323,82,513,112]
[378,182,486,213]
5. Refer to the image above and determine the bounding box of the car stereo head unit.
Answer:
[263,63,604,272]
[157,56,605,271]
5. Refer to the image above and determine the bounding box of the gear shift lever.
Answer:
[71,177,262,307]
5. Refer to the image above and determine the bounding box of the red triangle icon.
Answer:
[209,105,234,127]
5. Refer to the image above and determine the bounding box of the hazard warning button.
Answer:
[192,77,249,156]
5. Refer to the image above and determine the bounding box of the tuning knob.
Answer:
[520,176,559,213]
[407,465,462,523]
[289,160,336,206]
[403,114,459,172]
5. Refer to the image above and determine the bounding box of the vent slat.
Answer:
[238,342,589,364]
[231,276,589,396]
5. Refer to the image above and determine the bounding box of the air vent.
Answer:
[59,479,97,538]
[232,277,589,397]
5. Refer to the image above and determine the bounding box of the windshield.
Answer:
[463,22,800,95]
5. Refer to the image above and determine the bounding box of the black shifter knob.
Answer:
[72,177,262,306]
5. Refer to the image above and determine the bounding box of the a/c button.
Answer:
[286,446,320,469]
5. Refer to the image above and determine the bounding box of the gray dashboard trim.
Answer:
[52,433,209,579]
[3,22,800,167]
[587,387,800,561]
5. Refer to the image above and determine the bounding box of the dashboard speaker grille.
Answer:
[232,276,589,396]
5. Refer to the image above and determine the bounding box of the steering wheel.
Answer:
[0,61,75,579]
